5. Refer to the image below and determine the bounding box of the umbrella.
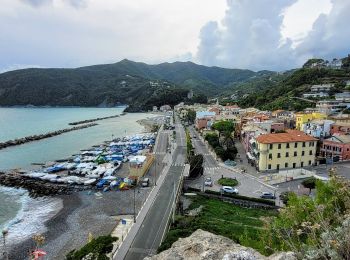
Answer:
[32,249,47,259]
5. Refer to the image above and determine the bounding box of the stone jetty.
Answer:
[0,172,74,197]
[68,114,120,125]
[0,123,98,150]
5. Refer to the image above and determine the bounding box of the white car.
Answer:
[204,177,213,187]
[221,186,239,194]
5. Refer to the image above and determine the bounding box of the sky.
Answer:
[0,0,349,72]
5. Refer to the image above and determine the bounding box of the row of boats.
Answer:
[24,133,156,190]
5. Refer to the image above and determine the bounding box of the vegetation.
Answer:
[66,235,117,260]
[189,154,204,179]
[218,177,238,187]
[263,175,350,258]
[301,177,316,194]
[205,132,237,161]
[185,129,194,159]
[158,195,277,254]
[238,66,350,111]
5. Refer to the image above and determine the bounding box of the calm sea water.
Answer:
[0,107,155,246]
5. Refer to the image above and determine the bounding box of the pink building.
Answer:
[321,135,350,161]
[330,123,350,135]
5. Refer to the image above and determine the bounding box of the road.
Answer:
[123,116,186,260]
[186,126,278,199]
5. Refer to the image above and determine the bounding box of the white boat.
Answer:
[84,178,97,186]
[110,180,118,187]
[26,172,46,179]
[103,176,117,181]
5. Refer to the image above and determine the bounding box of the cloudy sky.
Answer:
[0,0,349,72]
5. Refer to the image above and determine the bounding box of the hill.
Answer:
[238,66,350,111]
[0,60,274,110]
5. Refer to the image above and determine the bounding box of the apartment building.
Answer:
[256,130,317,172]
[295,112,327,130]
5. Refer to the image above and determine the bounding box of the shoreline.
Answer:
[1,113,163,259]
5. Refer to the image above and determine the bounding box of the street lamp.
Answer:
[2,229,9,260]
[133,188,136,223]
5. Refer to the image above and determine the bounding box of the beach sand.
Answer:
[8,187,151,260]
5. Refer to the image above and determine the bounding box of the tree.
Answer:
[186,109,196,124]
[302,177,316,194]
[189,154,204,178]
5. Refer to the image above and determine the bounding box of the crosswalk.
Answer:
[204,167,220,170]
[171,163,185,167]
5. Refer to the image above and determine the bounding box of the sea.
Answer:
[0,107,153,248]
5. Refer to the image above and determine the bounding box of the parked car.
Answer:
[260,192,276,199]
[221,186,238,194]
[141,177,150,187]
[204,177,213,187]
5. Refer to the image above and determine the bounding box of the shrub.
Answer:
[66,235,117,260]
[218,177,239,187]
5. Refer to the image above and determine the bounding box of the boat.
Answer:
[84,179,97,186]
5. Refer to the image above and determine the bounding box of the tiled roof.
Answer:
[256,130,317,144]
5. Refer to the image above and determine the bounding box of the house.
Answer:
[295,112,327,130]
[303,92,329,98]
[208,107,221,115]
[330,122,350,135]
[241,124,268,162]
[335,92,350,101]
[321,135,350,161]
[256,130,317,172]
[195,111,215,130]
[316,100,350,115]
[187,90,194,99]
[310,84,334,92]
[328,59,343,69]
[159,105,172,112]
[152,106,158,112]
[302,119,334,138]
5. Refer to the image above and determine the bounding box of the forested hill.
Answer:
[0,60,274,110]
[238,57,350,111]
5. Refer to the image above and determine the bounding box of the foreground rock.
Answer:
[146,229,296,260]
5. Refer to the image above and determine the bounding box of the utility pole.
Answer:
[2,229,8,260]
[154,160,157,186]
[133,188,136,223]
[172,181,176,223]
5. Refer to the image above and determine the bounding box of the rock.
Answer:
[145,229,296,260]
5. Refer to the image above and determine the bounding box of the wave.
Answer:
[0,186,63,249]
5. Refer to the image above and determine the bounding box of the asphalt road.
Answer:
[124,119,186,260]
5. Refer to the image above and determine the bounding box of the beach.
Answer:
[0,109,163,259]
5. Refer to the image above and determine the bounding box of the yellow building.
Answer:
[295,112,327,130]
[256,130,317,172]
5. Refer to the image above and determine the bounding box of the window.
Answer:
[269,154,272,159]
[309,160,312,165]
[294,151,297,157]
[293,163,296,168]
[294,143,298,148]
[309,150,313,155]
[309,142,312,147]
[340,148,342,152]
[302,151,305,156]
[268,164,271,170]
[277,153,281,158]
[278,144,281,149]
[301,162,304,167]
[303,142,306,147]
[269,144,273,149]
[286,143,290,148]
[286,152,289,157]
[285,162,288,168]
[277,164,280,170]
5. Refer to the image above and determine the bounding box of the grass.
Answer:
[218,177,239,186]
[158,195,278,255]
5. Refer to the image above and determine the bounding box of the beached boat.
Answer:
[84,178,97,186]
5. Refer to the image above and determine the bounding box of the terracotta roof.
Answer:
[256,130,317,144]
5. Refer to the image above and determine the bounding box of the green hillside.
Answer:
[0,60,274,110]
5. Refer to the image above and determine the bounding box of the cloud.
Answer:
[196,0,298,71]
[20,0,88,8]
[296,0,350,60]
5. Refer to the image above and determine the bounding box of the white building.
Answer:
[302,119,334,138]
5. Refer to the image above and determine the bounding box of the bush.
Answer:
[218,177,239,187]
[189,154,204,178]
[302,177,316,193]
[66,235,117,260]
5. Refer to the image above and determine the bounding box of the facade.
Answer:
[316,100,350,115]
[321,135,350,161]
[195,111,215,130]
[335,92,350,101]
[295,112,327,130]
[256,130,317,172]
[303,92,329,98]
[302,119,334,138]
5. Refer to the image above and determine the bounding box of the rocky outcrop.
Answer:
[0,123,98,150]
[146,229,296,260]
[0,172,73,197]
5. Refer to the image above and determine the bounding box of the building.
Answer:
[316,100,350,115]
[256,130,317,172]
[302,119,334,138]
[152,106,158,112]
[295,112,327,130]
[330,122,350,135]
[195,111,215,130]
[335,92,350,101]
[310,84,334,92]
[187,90,194,99]
[303,92,329,98]
[321,135,350,161]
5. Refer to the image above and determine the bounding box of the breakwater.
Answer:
[0,172,74,197]
[68,114,120,125]
[0,123,98,150]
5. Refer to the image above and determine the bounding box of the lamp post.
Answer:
[133,188,136,223]
[2,229,9,260]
